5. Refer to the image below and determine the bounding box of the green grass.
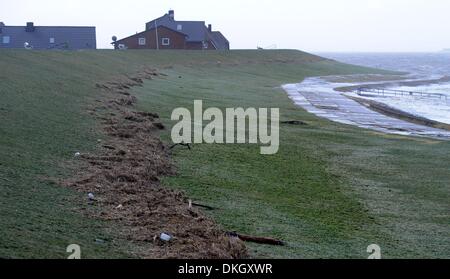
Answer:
[0,49,448,258]
[133,62,450,259]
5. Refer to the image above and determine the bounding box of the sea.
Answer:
[317,52,450,124]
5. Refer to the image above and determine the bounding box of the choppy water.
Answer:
[320,52,450,77]
[284,78,450,139]
[317,53,450,124]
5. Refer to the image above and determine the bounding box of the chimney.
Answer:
[26,22,35,32]
[168,10,175,20]
[208,24,212,32]
[0,22,4,33]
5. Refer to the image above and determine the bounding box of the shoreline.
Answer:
[345,95,450,132]
[331,75,450,131]
[335,76,450,93]
[283,80,450,139]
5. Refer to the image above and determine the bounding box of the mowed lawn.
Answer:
[0,50,448,258]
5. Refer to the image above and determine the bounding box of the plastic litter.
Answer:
[160,233,172,242]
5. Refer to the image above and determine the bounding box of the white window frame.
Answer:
[162,38,170,46]
[177,24,182,31]
[138,37,146,46]
[49,37,55,44]
[2,36,10,44]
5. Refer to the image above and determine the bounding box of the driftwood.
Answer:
[192,202,215,210]
[281,120,307,126]
[227,232,285,246]
[188,200,216,210]
[170,143,192,150]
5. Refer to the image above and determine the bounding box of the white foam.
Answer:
[282,76,450,140]
[353,83,450,124]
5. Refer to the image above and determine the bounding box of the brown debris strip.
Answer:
[64,67,248,259]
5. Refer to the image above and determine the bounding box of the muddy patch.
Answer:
[63,67,248,259]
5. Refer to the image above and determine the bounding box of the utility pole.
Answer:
[155,20,159,50]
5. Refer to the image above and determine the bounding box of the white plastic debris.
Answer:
[160,233,172,242]
[88,193,95,201]
[116,204,123,209]
[74,152,81,157]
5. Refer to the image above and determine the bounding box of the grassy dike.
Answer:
[0,50,448,258]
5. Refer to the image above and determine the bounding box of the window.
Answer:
[138,37,146,46]
[162,38,170,46]
[49,38,55,44]
[2,36,10,44]
[177,24,182,31]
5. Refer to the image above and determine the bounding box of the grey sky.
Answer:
[1,0,449,52]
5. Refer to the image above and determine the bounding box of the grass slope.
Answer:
[0,50,447,258]
[132,57,449,259]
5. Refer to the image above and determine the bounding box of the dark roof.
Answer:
[0,25,96,50]
[209,31,229,50]
[167,21,207,42]
[145,11,229,49]
[145,14,170,30]
[146,14,206,42]
[115,25,187,44]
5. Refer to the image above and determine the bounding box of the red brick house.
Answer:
[113,10,229,50]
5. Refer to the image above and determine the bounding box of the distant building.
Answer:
[0,22,96,50]
[113,10,229,50]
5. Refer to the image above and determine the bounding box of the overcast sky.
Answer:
[1,0,449,52]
